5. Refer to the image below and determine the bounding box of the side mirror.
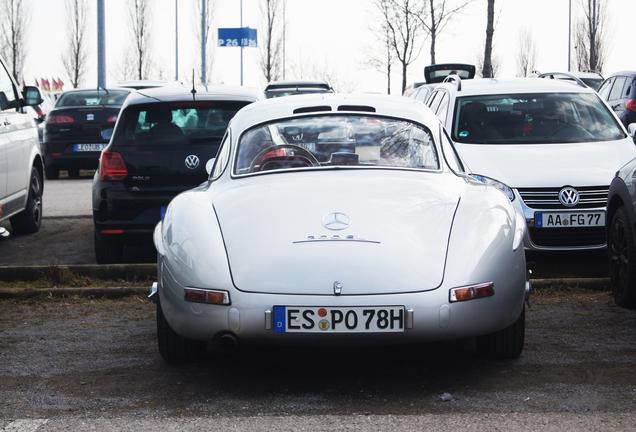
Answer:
[628,123,636,138]
[22,86,44,106]
[205,158,216,175]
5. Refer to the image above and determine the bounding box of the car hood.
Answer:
[455,139,636,188]
[213,172,460,295]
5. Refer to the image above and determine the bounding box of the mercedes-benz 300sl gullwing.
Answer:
[150,93,530,363]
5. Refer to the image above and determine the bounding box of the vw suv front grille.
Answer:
[518,186,608,248]
[517,186,609,210]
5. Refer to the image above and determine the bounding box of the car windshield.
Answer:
[234,115,439,175]
[452,92,625,144]
[55,90,130,106]
[111,101,250,147]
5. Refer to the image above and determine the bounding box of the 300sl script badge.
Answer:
[322,212,351,230]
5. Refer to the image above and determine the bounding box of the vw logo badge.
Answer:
[322,212,351,230]
[559,187,580,207]
[185,155,200,170]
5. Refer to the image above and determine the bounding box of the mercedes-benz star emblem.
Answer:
[322,212,351,230]
[185,155,200,170]
[559,187,580,207]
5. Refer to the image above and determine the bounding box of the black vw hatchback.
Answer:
[43,88,132,179]
[92,85,263,263]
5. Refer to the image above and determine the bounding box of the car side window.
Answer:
[427,91,443,112]
[609,77,627,101]
[211,132,230,179]
[0,62,17,112]
[435,92,449,123]
[597,78,613,100]
[623,78,634,98]
[440,128,464,173]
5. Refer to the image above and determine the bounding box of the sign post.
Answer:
[218,27,257,85]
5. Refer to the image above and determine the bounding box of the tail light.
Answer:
[47,115,74,124]
[626,99,636,113]
[100,151,127,181]
[107,115,118,123]
[450,282,495,302]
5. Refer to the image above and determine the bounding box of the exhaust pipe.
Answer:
[217,333,239,353]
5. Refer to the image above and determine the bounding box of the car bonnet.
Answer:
[212,171,460,296]
[455,139,636,188]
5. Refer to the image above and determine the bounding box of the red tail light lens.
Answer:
[100,151,127,181]
[626,99,636,113]
[107,115,118,123]
[449,282,495,302]
[47,115,74,124]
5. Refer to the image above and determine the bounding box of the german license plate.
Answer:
[535,211,605,228]
[273,306,405,333]
[74,144,107,152]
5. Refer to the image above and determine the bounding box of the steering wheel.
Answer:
[549,124,593,139]
[248,144,320,172]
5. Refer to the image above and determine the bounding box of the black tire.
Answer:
[157,297,206,363]
[44,164,59,180]
[608,206,636,307]
[476,308,525,360]
[67,168,80,178]
[94,231,124,264]
[10,167,43,235]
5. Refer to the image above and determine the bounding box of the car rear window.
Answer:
[110,101,250,147]
[55,90,130,106]
[452,92,625,144]
[234,115,439,175]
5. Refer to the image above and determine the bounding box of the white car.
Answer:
[425,77,636,251]
[151,93,530,363]
[0,55,44,238]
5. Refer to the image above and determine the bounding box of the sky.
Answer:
[23,0,636,94]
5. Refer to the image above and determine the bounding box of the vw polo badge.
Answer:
[322,212,351,230]
[185,155,200,170]
[559,187,580,207]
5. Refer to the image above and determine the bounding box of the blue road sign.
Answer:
[218,28,257,48]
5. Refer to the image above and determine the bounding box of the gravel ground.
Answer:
[0,290,635,431]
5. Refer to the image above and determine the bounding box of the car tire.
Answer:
[476,307,525,360]
[608,206,636,307]
[93,232,124,264]
[10,167,43,235]
[68,168,80,178]
[157,297,206,363]
[45,164,59,180]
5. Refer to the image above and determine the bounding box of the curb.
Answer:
[0,264,156,282]
[0,286,149,300]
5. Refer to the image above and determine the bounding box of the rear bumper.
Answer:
[43,140,105,169]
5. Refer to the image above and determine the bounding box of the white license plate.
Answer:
[535,211,605,228]
[273,306,405,333]
[74,144,107,152]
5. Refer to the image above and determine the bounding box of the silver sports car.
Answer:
[151,93,530,362]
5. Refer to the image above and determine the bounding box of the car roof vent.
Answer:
[293,106,332,114]
[337,105,376,112]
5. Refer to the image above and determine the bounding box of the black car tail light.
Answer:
[47,115,74,124]
[100,151,127,181]
[107,115,118,123]
[626,99,636,113]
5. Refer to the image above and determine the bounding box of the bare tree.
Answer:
[481,0,495,78]
[257,0,284,84]
[372,0,427,94]
[516,25,537,77]
[192,0,215,84]
[61,0,90,89]
[419,0,473,64]
[363,0,396,94]
[0,0,29,82]
[126,0,153,80]
[574,0,612,73]
[289,52,356,93]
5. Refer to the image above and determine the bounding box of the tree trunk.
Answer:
[482,0,495,78]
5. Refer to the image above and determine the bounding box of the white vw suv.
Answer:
[424,75,636,251]
[0,55,44,238]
